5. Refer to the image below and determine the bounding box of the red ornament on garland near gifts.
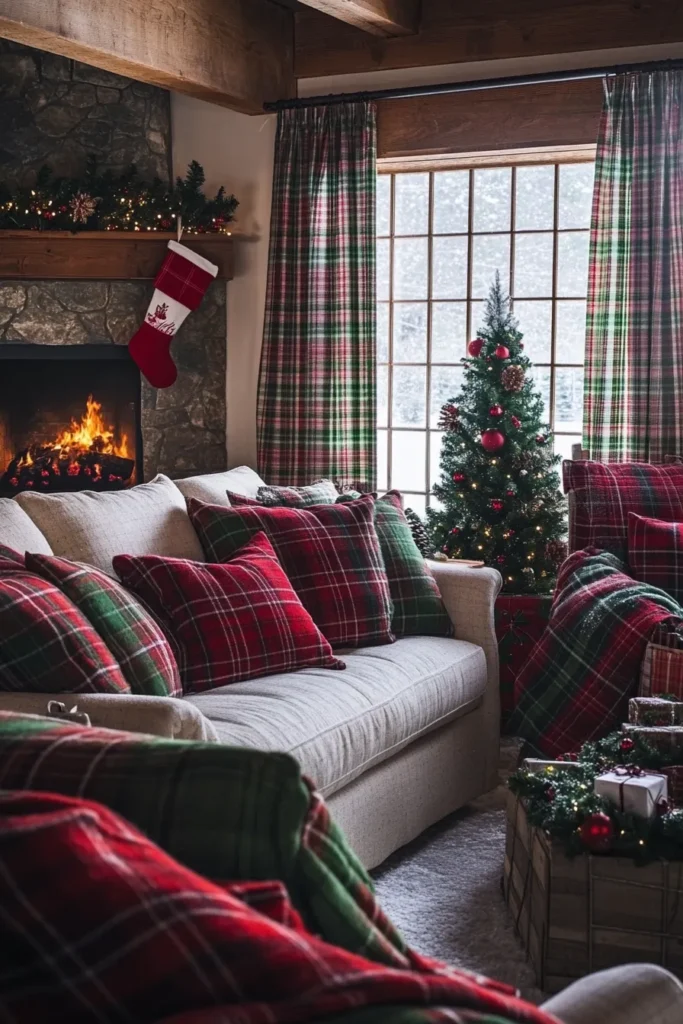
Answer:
[489,404,504,417]
[544,785,556,802]
[580,812,614,853]
[620,737,635,753]
[468,338,485,357]
[481,429,506,452]
[494,345,510,359]
[511,415,521,428]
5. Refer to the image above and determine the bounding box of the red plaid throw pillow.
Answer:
[0,570,130,694]
[188,494,394,648]
[0,544,23,571]
[114,532,344,694]
[563,460,683,555]
[628,513,683,605]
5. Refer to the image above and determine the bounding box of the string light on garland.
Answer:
[0,158,238,234]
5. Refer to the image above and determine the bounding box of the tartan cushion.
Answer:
[0,544,23,570]
[26,553,181,698]
[0,570,130,694]
[508,549,683,757]
[114,532,344,694]
[0,787,556,1024]
[628,513,683,604]
[188,495,394,649]
[563,459,683,555]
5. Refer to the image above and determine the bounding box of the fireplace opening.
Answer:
[0,346,142,497]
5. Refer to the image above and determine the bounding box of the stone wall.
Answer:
[0,42,227,481]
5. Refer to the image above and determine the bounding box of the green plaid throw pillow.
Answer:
[26,553,181,697]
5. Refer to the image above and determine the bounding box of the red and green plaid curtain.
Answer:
[584,71,683,462]
[257,102,377,491]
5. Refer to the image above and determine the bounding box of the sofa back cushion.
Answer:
[114,533,344,693]
[0,498,52,556]
[174,466,266,507]
[188,495,394,649]
[562,460,683,556]
[26,553,181,697]
[0,569,130,694]
[15,474,203,575]
[628,513,683,605]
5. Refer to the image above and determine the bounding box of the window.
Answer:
[376,158,595,518]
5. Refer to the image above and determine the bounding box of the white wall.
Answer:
[171,94,276,469]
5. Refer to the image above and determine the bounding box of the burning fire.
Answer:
[53,395,131,460]
[5,396,134,492]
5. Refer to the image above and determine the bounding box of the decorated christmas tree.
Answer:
[427,274,567,593]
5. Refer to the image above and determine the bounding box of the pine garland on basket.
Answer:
[0,158,238,234]
[509,727,683,863]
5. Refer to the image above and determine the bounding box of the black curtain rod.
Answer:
[263,56,683,112]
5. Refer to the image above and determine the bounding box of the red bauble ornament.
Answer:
[511,416,521,429]
[468,338,485,357]
[452,471,466,483]
[489,404,504,417]
[580,812,614,853]
[494,345,510,359]
[481,429,506,452]
[620,737,635,753]
[489,498,504,512]
[496,555,506,564]
[544,784,556,802]
[450,527,460,535]
[506,489,515,497]
[535,434,547,445]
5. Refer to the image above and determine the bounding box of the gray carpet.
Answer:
[372,741,544,1004]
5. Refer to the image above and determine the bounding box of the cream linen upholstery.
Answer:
[15,474,204,574]
[184,637,486,797]
[174,466,266,505]
[0,692,218,743]
[543,964,683,1024]
[0,498,53,555]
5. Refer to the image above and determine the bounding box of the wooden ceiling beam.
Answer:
[0,0,294,115]
[296,0,683,78]
[296,0,419,37]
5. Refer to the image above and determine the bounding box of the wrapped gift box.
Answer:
[496,594,552,722]
[622,724,683,755]
[662,765,683,807]
[628,697,683,726]
[640,641,683,699]
[594,768,668,820]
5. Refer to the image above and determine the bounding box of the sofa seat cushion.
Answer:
[15,474,204,575]
[183,636,486,796]
[0,498,53,556]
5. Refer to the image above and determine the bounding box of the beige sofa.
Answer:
[0,469,502,869]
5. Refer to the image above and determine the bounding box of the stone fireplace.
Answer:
[0,41,227,490]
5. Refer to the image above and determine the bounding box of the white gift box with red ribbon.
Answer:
[594,766,668,820]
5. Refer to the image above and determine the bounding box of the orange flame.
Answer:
[53,396,131,460]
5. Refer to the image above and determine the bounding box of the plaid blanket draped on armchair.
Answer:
[0,712,555,1024]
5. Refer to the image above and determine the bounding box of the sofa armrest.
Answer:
[427,561,502,787]
[0,692,219,743]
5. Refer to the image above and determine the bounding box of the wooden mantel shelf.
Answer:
[0,231,234,281]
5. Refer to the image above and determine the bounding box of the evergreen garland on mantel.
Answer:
[0,158,238,234]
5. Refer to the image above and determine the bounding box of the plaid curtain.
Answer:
[257,102,377,491]
[584,71,683,462]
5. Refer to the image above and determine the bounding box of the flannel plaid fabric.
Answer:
[154,242,216,309]
[257,103,377,492]
[0,788,555,1024]
[563,459,683,556]
[0,570,130,694]
[0,544,23,570]
[639,643,683,699]
[188,495,394,649]
[114,532,344,694]
[628,513,683,604]
[26,552,181,697]
[509,549,683,757]
[584,72,683,462]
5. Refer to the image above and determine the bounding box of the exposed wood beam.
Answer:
[377,78,603,159]
[296,0,683,78]
[0,0,294,115]
[297,0,419,37]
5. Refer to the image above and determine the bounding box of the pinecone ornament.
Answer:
[501,365,525,392]
[437,402,460,432]
[404,507,432,558]
[70,192,98,224]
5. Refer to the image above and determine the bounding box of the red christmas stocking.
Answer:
[129,240,218,388]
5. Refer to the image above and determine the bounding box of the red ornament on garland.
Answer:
[511,415,521,428]
[494,345,510,359]
[481,429,506,452]
[544,785,556,802]
[580,812,614,853]
[452,471,466,483]
[489,404,504,417]
[620,737,635,753]
[468,338,485,357]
